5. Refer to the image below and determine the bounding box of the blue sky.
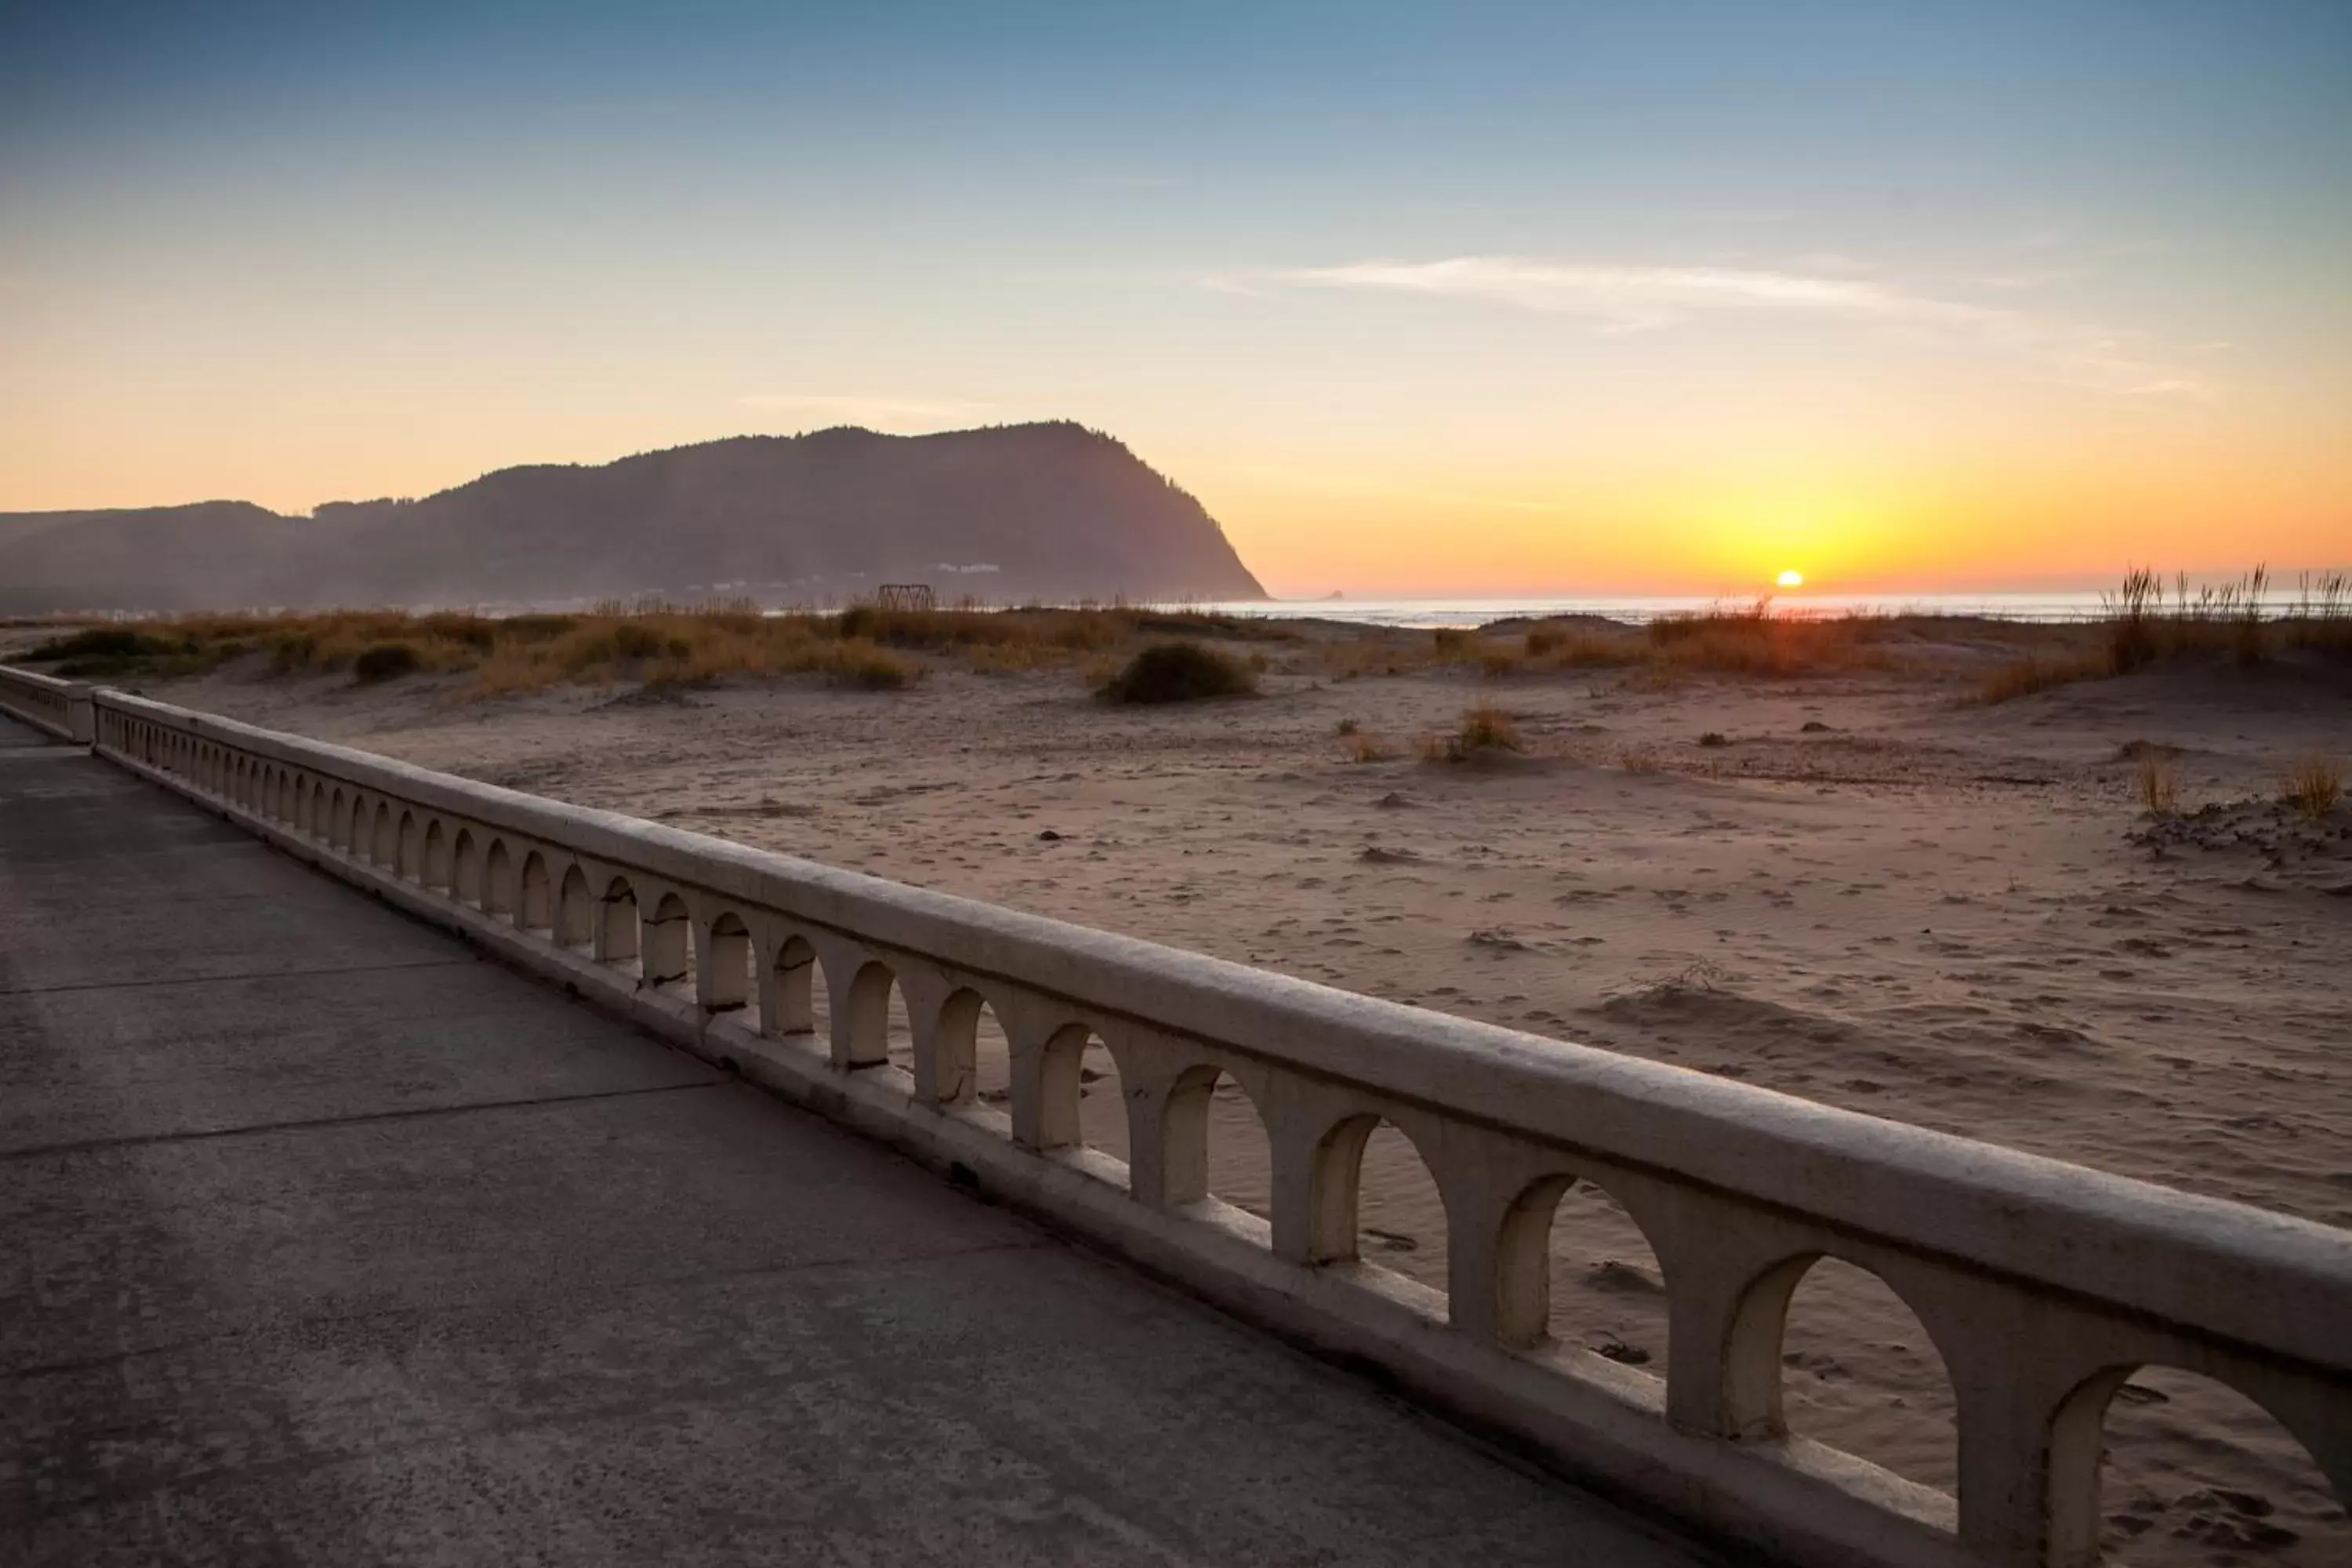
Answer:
[5,1,2347,591]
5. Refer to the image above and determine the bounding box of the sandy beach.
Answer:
[79,616,2352,1565]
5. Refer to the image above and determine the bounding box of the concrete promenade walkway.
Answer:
[0,716,1723,1567]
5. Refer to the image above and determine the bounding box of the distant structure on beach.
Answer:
[876,583,938,612]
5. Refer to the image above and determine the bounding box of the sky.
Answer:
[3,0,2347,597]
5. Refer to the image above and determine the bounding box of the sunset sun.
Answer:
[1776,569,1805,589]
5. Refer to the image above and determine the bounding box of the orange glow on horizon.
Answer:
[1189,436,2352,599]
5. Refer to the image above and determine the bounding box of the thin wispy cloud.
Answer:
[1213,256,2212,400]
[1669,209,1798,227]
[1250,257,1957,332]
[736,393,998,427]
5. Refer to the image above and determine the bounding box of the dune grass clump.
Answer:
[833,603,1290,661]
[2136,753,2181,816]
[2106,567,2165,673]
[14,602,942,696]
[1525,626,1641,668]
[2281,572,2352,661]
[1978,566,2351,704]
[821,640,923,690]
[27,626,181,663]
[2279,756,2343,821]
[14,599,1303,700]
[1646,603,1892,678]
[1319,639,1435,681]
[1343,733,1392,763]
[2105,565,2352,668]
[1436,623,1647,677]
[2108,566,2273,669]
[1978,648,2115,705]
[839,603,1115,654]
[1098,641,1258,704]
[23,626,216,678]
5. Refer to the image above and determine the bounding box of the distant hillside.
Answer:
[0,423,1265,613]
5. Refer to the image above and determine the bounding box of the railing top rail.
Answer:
[82,682,2352,1374]
[0,663,79,694]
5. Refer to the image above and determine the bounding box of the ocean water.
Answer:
[1177,591,2320,629]
[1176,593,2106,629]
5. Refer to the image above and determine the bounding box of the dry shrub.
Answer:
[1620,746,1663,775]
[1098,641,1257,703]
[1458,703,1521,753]
[2136,754,2180,816]
[1420,704,1523,762]
[2279,756,2343,821]
[1344,733,1392,763]
[1336,717,1360,735]
[351,641,423,684]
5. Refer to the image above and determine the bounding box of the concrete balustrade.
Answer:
[7,670,2348,1568]
[0,665,93,743]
